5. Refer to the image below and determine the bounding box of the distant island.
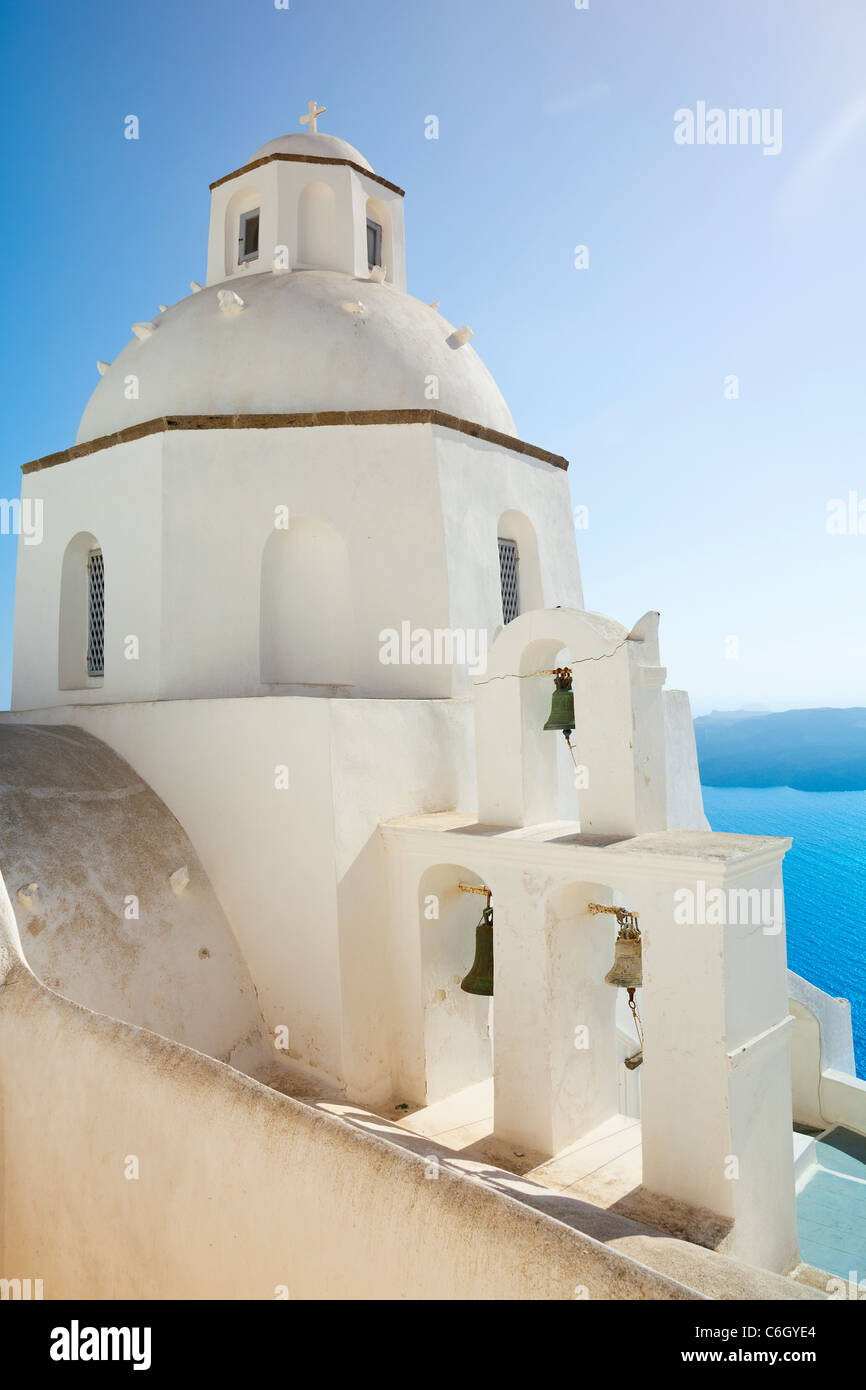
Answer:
[694,708,866,792]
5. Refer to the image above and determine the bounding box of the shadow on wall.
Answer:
[0,722,271,1073]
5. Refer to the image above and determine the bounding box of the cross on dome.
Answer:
[300,99,326,134]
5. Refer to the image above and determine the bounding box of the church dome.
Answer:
[248,132,373,171]
[77,271,516,443]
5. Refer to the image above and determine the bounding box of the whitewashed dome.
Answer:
[248,131,373,171]
[77,271,516,443]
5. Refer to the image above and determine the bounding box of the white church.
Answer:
[1,106,864,1301]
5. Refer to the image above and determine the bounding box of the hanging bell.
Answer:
[460,905,494,996]
[604,916,643,989]
[543,668,575,736]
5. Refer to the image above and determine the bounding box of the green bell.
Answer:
[543,669,575,736]
[460,906,494,996]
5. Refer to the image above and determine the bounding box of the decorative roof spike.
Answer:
[169,866,190,895]
[190,280,204,293]
[131,321,156,340]
[17,883,39,909]
[217,289,245,315]
[448,325,474,348]
[96,360,110,376]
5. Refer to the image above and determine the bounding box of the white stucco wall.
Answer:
[664,689,709,830]
[14,424,574,710]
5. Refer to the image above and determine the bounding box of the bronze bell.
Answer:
[460,905,494,996]
[543,668,575,737]
[604,915,642,989]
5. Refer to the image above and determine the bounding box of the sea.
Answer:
[702,786,866,1079]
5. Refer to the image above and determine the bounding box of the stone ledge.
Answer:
[209,152,405,197]
[22,411,569,474]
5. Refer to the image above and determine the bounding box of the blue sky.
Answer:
[1,0,864,713]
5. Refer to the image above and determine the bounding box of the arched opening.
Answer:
[519,636,581,824]
[497,510,542,624]
[419,864,493,1105]
[525,880,644,1165]
[475,608,636,833]
[59,531,104,690]
[259,517,355,686]
[223,185,262,276]
[297,181,337,268]
[365,196,393,283]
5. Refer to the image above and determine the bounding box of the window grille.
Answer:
[366,218,383,268]
[87,548,104,677]
[498,537,519,625]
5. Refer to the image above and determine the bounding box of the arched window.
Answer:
[297,181,337,268]
[259,517,355,686]
[59,531,104,689]
[497,510,542,624]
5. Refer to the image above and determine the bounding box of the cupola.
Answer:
[205,101,407,289]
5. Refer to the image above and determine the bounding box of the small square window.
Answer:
[238,210,260,264]
[366,218,383,269]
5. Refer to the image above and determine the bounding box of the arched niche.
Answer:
[497,510,542,622]
[297,181,337,268]
[59,531,103,690]
[365,196,393,283]
[418,864,493,1104]
[259,517,355,687]
[223,184,262,277]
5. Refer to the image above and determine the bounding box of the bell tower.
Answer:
[205,102,407,289]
